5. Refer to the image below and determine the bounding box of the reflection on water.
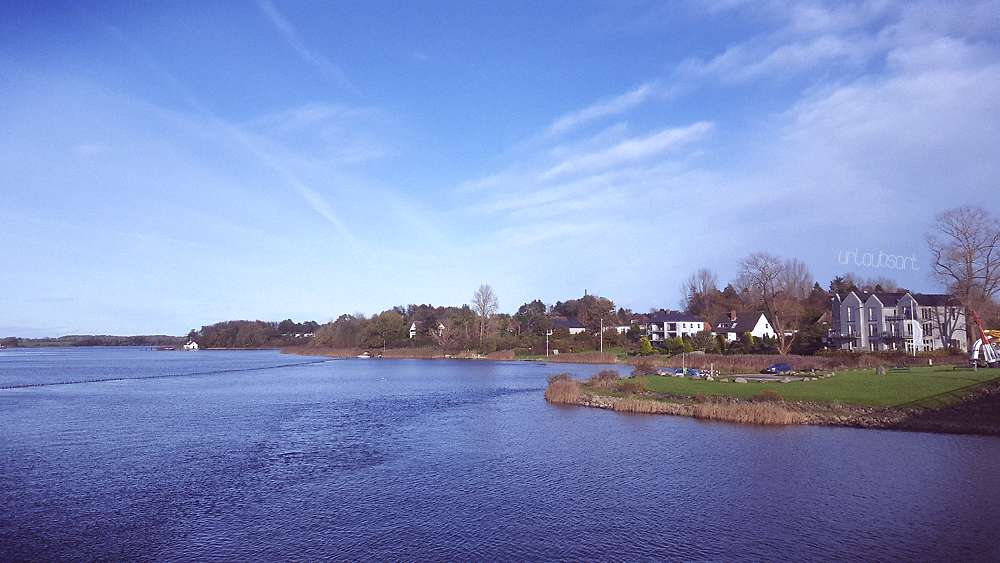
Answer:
[1,348,998,562]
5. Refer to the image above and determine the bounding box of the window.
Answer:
[846,307,855,322]
[922,308,932,321]
[869,324,878,337]
[923,323,933,334]
[848,324,858,336]
[868,307,877,320]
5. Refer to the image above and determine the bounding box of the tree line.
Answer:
[185,205,1000,355]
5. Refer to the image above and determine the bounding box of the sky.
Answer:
[2,0,999,338]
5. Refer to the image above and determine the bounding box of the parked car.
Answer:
[670,367,702,376]
[760,362,791,374]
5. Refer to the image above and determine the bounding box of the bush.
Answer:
[546,372,573,385]
[618,378,645,394]
[587,369,621,390]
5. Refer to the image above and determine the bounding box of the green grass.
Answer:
[641,366,1000,407]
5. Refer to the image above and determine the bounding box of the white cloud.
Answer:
[546,83,657,136]
[541,122,713,180]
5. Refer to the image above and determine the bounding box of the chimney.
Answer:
[730,310,737,321]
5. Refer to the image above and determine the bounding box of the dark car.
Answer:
[760,362,791,374]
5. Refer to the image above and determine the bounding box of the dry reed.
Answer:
[545,352,619,364]
[612,396,688,415]
[693,402,806,425]
[544,379,583,404]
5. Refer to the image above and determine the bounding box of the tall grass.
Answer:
[545,352,619,364]
[693,402,806,425]
[544,379,582,404]
[610,394,805,425]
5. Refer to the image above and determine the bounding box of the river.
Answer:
[1,347,998,562]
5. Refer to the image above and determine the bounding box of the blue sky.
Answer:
[3,0,999,337]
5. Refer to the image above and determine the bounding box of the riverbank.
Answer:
[547,381,1000,436]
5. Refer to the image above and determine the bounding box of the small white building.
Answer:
[409,321,445,339]
[183,341,199,351]
[548,317,587,335]
[712,311,777,342]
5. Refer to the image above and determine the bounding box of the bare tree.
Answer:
[472,284,499,346]
[680,268,720,318]
[735,252,814,354]
[925,205,1000,346]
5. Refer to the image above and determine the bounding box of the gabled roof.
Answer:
[712,311,769,334]
[837,291,961,308]
[549,317,586,330]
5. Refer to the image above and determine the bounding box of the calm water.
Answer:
[1,348,998,563]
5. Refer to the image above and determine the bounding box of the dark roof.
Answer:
[712,311,769,334]
[912,294,962,307]
[836,291,961,308]
[549,317,586,330]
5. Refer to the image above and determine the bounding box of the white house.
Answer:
[183,341,199,351]
[548,317,587,335]
[712,311,777,342]
[640,312,709,345]
[830,291,966,352]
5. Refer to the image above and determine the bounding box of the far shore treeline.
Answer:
[5,206,999,356]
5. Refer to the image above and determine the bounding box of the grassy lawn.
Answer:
[641,366,1000,407]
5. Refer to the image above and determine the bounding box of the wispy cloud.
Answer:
[542,122,713,180]
[546,83,658,136]
[258,0,358,95]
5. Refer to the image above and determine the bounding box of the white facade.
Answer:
[830,292,966,352]
[712,312,777,342]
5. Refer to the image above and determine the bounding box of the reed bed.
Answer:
[381,348,445,359]
[544,379,583,404]
[544,352,619,364]
[693,401,806,425]
[612,396,689,415]
[609,394,805,425]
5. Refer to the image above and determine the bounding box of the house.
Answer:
[712,311,777,342]
[830,291,966,352]
[640,312,709,346]
[183,341,199,351]
[548,317,587,335]
[409,321,444,339]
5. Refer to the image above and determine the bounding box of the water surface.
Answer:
[1,348,997,562]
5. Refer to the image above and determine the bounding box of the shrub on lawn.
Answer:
[618,377,646,395]
[587,369,622,390]
[546,372,573,385]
